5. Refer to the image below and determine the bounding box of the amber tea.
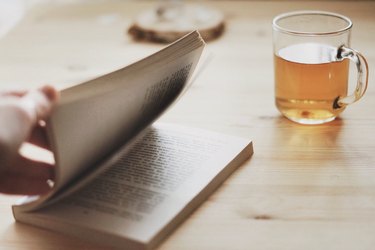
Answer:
[274,43,350,124]
[272,11,368,125]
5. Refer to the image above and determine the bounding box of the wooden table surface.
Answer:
[0,1,374,249]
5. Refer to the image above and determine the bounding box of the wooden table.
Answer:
[1,1,374,249]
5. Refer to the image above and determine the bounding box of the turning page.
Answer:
[16,31,205,211]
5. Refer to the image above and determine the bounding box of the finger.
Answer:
[28,125,50,149]
[0,88,28,97]
[10,155,55,180]
[19,85,59,124]
[0,173,52,195]
[39,85,59,104]
[0,156,54,195]
[26,85,59,149]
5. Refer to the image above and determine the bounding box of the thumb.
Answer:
[19,85,59,124]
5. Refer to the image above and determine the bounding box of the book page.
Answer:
[62,124,226,220]
[50,53,200,189]
[30,123,253,246]
[14,32,205,211]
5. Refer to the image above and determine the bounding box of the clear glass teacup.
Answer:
[273,11,369,125]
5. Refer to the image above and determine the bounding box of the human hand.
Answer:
[0,86,58,195]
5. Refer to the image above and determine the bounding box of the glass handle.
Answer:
[333,45,369,109]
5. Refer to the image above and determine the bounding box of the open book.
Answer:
[12,31,254,250]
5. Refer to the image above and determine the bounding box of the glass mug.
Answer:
[272,11,369,125]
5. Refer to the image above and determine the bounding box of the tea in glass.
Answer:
[274,43,349,124]
[272,11,368,125]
